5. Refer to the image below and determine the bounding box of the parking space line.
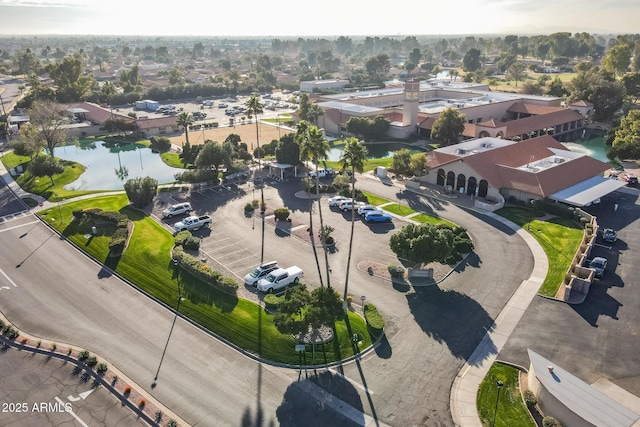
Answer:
[224,257,260,268]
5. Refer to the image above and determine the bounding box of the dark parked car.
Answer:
[589,257,608,279]
[602,228,617,243]
[621,173,638,186]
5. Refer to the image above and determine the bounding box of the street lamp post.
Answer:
[54,193,62,224]
[492,380,504,427]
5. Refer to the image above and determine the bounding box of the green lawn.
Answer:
[361,191,390,206]
[496,207,583,297]
[477,362,535,427]
[382,203,416,216]
[410,213,455,226]
[39,195,372,365]
[1,152,103,200]
[160,151,187,168]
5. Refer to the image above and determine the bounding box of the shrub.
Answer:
[167,420,178,427]
[4,327,19,339]
[21,337,28,344]
[523,389,537,408]
[123,386,132,394]
[174,230,201,251]
[51,343,57,351]
[454,236,474,254]
[346,295,353,306]
[244,203,255,212]
[0,320,4,329]
[97,363,108,374]
[263,294,283,311]
[542,416,562,427]
[274,207,290,221]
[339,188,368,202]
[37,340,42,347]
[138,398,146,408]
[172,247,238,293]
[149,136,171,152]
[86,356,98,367]
[364,303,385,332]
[78,350,90,361]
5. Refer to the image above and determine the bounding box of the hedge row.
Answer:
[363,303,385,333]
[172,246,238,293]
[174,230,201,251]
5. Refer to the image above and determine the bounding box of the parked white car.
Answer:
[308,168,334,178]
[162,202,192,218]
[357,204,382,217]
[339,200,365,212]
[328,196,349,207]
[256,266,303,293]
[244,261,279,286]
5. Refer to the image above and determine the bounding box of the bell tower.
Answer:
[402,79,420,127]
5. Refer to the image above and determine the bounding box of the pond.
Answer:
[562,136,610,164]
[327,142,427,161]
[55,140,184,191]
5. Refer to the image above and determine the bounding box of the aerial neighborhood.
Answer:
[1,26,640,427]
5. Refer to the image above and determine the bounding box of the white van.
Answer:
[308,168,334,178]
[162,202,192,218]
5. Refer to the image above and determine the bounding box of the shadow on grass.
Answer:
[180,271,238,313]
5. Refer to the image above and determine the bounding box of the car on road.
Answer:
[357,204,382,217]
[328,196,349,207]
[621,173,638,186]
[244,261,279,286]
[162,202,192,218]
[602,228,617,243]
[339,200,365,212]
[364,211,392,223]
[256,266,303,293]
[589,256,608,278]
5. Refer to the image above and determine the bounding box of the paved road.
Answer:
[174,174,533,426]
[0,172,534,427]
[0,345,147,427]
[499,190,640,396]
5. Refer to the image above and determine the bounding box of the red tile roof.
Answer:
[507,102,563,116]
[503,109,583,138]
[426,135,610,197]
[67,102,132,124]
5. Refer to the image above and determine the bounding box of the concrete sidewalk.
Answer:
[449,212,549,427]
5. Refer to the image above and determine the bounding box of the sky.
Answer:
[0,0,638,37]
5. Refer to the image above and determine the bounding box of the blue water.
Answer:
[327,142,426,162]
[563,136,610,164]
[55,141,184,191]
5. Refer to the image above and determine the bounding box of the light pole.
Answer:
[54,193,62,224]
[492,380,504,427]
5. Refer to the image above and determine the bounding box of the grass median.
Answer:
[39,194,371,364]
[477,362,535,427]
[496,207,583,297]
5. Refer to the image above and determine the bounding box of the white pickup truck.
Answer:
[256,266,304,293]
[173,215,212,232]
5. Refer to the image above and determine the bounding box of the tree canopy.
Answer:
[430,107,466,146]
[389,223,473,265]
[608,110,640,161]
[124,177,158,208]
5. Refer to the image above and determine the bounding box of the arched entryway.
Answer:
[467,176,477,196]
[446,171,455,188]
[478,179,488,198]
[456,174,466,193]
[437,169,445,186]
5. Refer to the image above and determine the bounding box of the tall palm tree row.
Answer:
[295,121,324,288]
[245,95,266,263]
[298,122,331,288]
[176,111,195,146]
[339,137,368,307]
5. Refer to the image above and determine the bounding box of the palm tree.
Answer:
[339,137,368,306]
[298,123,331,288]
[176,112,195,146]
[246,95,266,262]
[295,121,324,287]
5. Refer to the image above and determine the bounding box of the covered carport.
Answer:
[267,162,300,181]
[549,176,629,207]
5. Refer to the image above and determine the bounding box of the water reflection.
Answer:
[56,140,183,191]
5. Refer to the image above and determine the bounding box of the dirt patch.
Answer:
[168,122,292,147]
